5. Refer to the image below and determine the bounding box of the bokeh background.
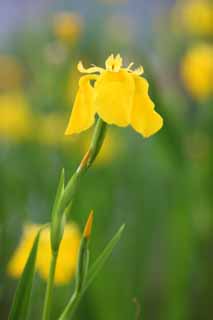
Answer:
[0,0,212,319]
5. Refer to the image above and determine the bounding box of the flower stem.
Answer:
[60,118,107,212]
[43,118,107,320]
[42,252,58,320]
[58,291,80,320]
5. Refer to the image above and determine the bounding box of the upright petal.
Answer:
[131,76,163,137]
[94,70,135,127]
[65,75,97,135]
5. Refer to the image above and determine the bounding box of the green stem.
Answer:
[42,252,58,320]
[55,119,107,320]
[60,118,107,212]
[58,292,80,320]
[43,118,107,320]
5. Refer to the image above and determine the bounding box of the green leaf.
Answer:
[51,168,65,252]
[58,224,125,320]
[87,118,107,167]
[8,229,42,320]
[84,224,125,292]
[52,168,65,218]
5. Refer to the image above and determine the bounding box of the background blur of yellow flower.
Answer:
[172,0,213,36]
[0,93,32,141]
[37,224,81,284]
[7,224,40,278]
[7,223,81,285]
[53,12,83,44]
[0,55,24,91]
[180,44,213,100]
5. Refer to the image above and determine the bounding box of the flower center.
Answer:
[105,54,122,72]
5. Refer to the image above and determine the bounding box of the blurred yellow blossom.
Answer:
[0,93,32,141]
[66,54,163,138]
[37,224,81,284]
[180,44,213,100]
[7,224,40,278]
[53,12,83,44]
[7,223,81,285]
[0,55,24,90]
[172,0,213,36]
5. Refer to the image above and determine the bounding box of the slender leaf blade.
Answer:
[84,224,125,291]
[9,229,42,320]
[58,224,125,320]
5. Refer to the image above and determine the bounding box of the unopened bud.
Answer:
[83,210,94,239]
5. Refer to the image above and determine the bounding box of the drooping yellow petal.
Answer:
[94,70,135,126]
[65,75,98,135]
[131,76,163,137]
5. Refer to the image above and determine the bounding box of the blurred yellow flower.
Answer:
[37,224,81,284]
[7,223,81,285]
[0,55,24,90]
[180,44,213,100]
[172,0,213,36]
[66,54,163,138]
[7,224,40,278]
[0,93,32,141]
[53,12,83,44]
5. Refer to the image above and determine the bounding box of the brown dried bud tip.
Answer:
[83,210,94,238]
[77,150,91,173]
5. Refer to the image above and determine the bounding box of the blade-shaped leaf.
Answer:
[9,228,42,320]
[58,224,125,320]
[51,168,66,251]
[84,224,125,292]
[51,168,65,219]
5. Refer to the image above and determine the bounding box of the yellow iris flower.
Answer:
[7,223,81,285]
[65,54,163,138]
[178,0,213,36]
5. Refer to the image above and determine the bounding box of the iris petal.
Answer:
[65,75,98,135]
[94,70,135,126]
[131,76,163,137]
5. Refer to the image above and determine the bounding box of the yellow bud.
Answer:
[83,210,94,239]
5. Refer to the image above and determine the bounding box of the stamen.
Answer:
[127,62,134,70]
[133,65,144,75]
